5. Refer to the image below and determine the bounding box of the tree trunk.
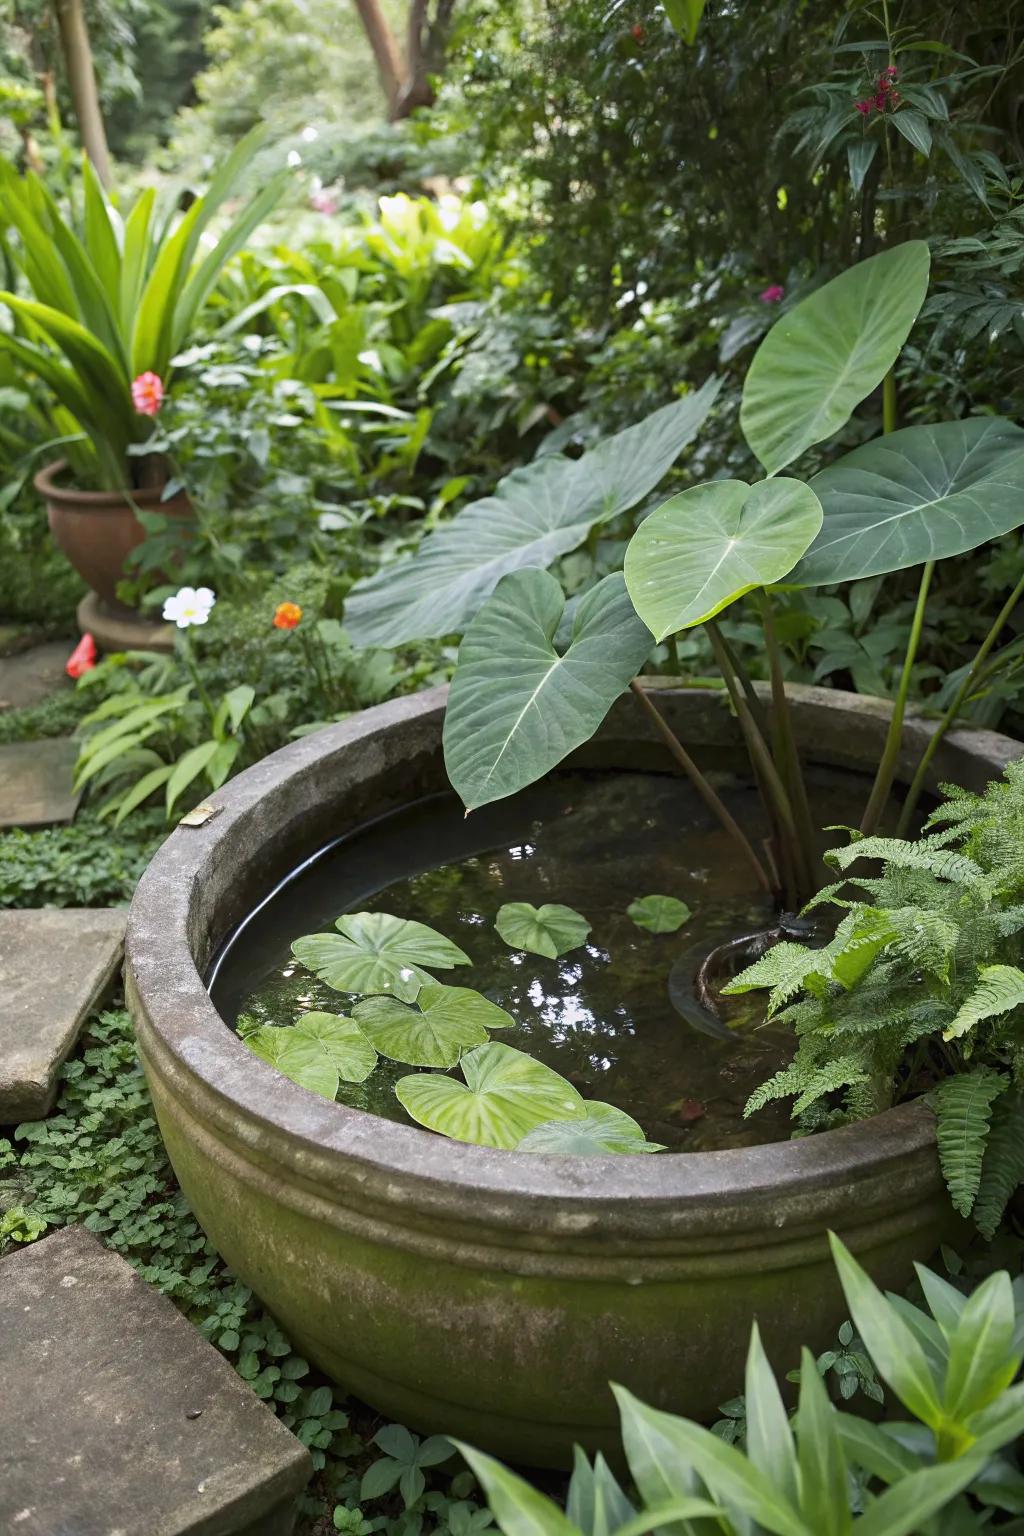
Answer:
[351,0,406,117]
[52,0,113,187]
[394,0,456,118]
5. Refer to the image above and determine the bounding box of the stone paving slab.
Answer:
[0,1225,312,1535]
[0,640,72,711]
[0,908,126,1122]
[0,737,81,828]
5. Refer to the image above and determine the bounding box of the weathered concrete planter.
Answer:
[126,684,1022,1466]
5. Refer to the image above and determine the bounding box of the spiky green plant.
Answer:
[730,762,1024,1235]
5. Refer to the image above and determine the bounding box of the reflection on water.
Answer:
[211,768,866,1151]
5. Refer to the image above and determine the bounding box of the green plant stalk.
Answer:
[629,680,773,896]
[705,621,810,901]
[755,590,820,896]
[177,632,217,728]
[860,559,935,836]
[897,568,1024,836]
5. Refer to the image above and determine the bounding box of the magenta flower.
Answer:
[310,190,339,215]
[759,284,785,304]
[131,371,164,417]
[855,99,873,115]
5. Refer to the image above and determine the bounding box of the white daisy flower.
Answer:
[163,586,216,629]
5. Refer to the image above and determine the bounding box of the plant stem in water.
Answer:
[755,590,820,894]
[860,558,935,836]
[629,679,773,896]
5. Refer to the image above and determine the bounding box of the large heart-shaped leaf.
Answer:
[443,568,653,810]
[495,902,592,958]
[624,478,823,638]
[351,983,513,1068]
[396,1042,585,1148]
[246,1012,378,1099]
[740,242,931,474]
[789,417,1024,587]
[291,912,470,1003]
[517,1102,666,1155]
[344,381,721,648]
[627,895,692,934]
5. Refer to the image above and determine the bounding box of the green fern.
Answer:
[721,941,826,1016]
[825,837,990,890]
[944,964,1024,1041]
[974,1091,1024,1240]
[930,1068,1008,1217]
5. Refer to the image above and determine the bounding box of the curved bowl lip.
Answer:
[125,683,995,1209]
[35,457,180,510]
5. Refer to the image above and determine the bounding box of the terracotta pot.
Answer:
[36,458,193,608]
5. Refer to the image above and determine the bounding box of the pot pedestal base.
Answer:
[78,592,174,655]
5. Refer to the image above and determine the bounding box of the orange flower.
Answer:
[131,371,164,416]
[273,601,303,630]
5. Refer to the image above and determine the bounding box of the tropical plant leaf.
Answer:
[454,1443,583,1536]
[974,1090,1024,1240]
[343,382,721,648]
[722,941,825,1016]
[517,1102,666,1155]
[943,1270,1020,1421]
[943,964,1024,1041]
[443,569,652,811]
[623,478,822,638]
[930,1068,1009,1217]
[566,1448,636,1536]
[351,983,512,1068]
[494,902,591,959]
[663,0,707,44]
[794,1346,848,1536]
[246,1012,378,1098]
[740,242,931,474]
[825,837,989,889]
[854,1454,989,1536]
[396,1042,585,1148]
[745,1324,799,1510]
[627,895,692,934]
[791,418,1024,587]
[291,912,471,1002]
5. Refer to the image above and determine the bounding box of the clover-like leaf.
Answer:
[494,902,591,959]
[623,478,822,638]
[291,912,470,1002]
[627,895,693,934]
[396,1042,586,1149]
[740,241,931,474]
[443,568,653,811]
[246,1012,378,1099]
[517,1102,666,1155]
[351,984,513,1068]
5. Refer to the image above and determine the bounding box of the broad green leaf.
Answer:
[847,138,878,194]
[517,1102,666,1155]
[624,479,822,638]
[829,1234,942,1426]
[854,1454,988,1536]
[566,1448,635,1536]
[443,569,652,811]
[454,1443,581,1536]
[495,902,591,959]
[351,983,513,1068]
[791,418,1024,586]
[834,1415,921,1486]
[740,242,931,474]
[891,109,932,156]
[663,0,707,43]
[745,1325,798,1510]
[795,1347,850,1536]
[944,1270,1020,1421]
[291,912,470,1002]
[166,739,221,814]
[396,1042,585,1149]
[246,1013,377,1098]
[627,895,692,934]
[615,1379,716,1534]
[112,763,175,826]
[171,172,289,352]
[344,382,721,648]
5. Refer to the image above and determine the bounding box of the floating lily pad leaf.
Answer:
[624,478,822,638]
[790,417,1024,587]
[495,902,591,959]
[352,984,513,1068]
[443,569,653,811]
[246,1012,378,1099]
[396,1042,586,1149]
[740,242,931,474]
[627,895,693,934]
[517,1102,666,1155]
[344,381,721,648]
[291,912,470,1003]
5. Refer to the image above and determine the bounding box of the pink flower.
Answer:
[310,190,339,215]
[759,284,785,303]
[855,99,873,115]
[875,91,889,111]
[66,633,97,678]
[131,372,164,417]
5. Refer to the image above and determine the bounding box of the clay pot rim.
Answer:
[35,457,178,512]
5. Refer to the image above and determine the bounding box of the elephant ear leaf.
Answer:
[740,241,931,475]
[443,568,652,811]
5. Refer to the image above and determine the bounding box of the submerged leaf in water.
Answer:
[247,1011,378,1099]
[291,911,471,1002]
[627,895,693,934]
[396,1041,585,1148]
[352,983,514,1068]
[517,1102,666,1155]
[494,901,591,959]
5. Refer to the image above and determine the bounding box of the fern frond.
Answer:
[826,837,989,891]
[973,1090,1024,1240]
[792,1056,872,1116]
[992,905,1024,939]
[823,908,899,988]
[930,1067,1008,1216]
[800,881,859,914]
[943,964,1024,1041]
[721,942,827,1015]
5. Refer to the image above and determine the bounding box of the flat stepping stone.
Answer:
[0,1225,312,1535]
[0,737,81,828]
[0,908,126,1122]
[0,640,72,711]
